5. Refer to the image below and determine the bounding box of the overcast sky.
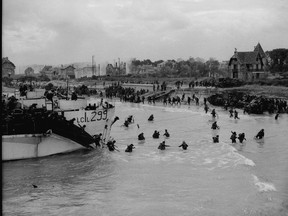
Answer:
[3,0,288,66]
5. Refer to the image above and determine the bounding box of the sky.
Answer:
[2,0,288,67]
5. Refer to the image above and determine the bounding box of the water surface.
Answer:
[3,101,288,216]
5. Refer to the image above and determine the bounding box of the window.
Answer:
[233,71,238,78]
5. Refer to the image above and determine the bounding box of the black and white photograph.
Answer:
[2,0,288,215]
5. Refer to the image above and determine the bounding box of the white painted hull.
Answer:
[57,99,115,142]
[16,97,115,142]
[2,134,86,161]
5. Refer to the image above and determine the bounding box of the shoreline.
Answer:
[219,85,288,100]
[175,85,288,100]
[3,83,288,100]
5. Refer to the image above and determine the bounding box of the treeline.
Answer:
[266,48,288,74]
[130,57,227,78]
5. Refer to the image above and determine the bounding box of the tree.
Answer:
[18,75,37,83]
[206,58,220,77]
[143,59,152,65]
[267,49,288,73]
[2,77,13,87]
[176,61,192,77]
[38,74,50,81]
[159,66,175,77]
[153,60,164,66]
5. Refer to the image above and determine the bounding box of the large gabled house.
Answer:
[228,43,268,80]
[2,57,16,77]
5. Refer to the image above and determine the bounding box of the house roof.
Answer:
[63,65,75,70]
[236,51,260,64]
[254,43,265,57]
[229,43,267,66]
[229,51,262,65]
[2,57,16,68]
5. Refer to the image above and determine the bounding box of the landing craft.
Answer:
[2,89,116,161]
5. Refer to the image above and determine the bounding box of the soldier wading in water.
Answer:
[179,141,188,150]
[125,144,135,152]
[255,129,264,139]
[158,141,170,150]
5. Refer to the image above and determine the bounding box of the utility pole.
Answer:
[66,69,69,100]
[92,55,95,76]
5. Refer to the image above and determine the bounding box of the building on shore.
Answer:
[138,65,158,74]
[228,43,269,81]
[2,57,16,78]
[74,64,100,79]
[106,61,126,76]
[40,66,59,80]
[61,65,76,79]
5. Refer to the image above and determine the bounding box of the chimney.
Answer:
[234,48,237,55]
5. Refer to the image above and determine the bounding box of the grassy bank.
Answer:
[219,85,288,99]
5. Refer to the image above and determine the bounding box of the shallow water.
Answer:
[2,100,288,216]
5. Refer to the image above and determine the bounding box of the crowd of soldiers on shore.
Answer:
[105,84,148,103]
[208,93,288,114]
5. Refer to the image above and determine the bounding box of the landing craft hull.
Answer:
[57,99,115,142]
[2,133,86,161]
[16,96,115,142]
[61,107,115,142]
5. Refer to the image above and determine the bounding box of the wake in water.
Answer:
[252,174,277,192]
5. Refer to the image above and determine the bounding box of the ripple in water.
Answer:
[252,175,277,192]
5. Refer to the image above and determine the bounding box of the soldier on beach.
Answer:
[275,113,279,120]
[187,96,191,105]
[204,104,209,113]
[182,93,185,101]
[211,121,220,130]
[211,109,217,118]
[230,131,237,143]
[163,97,168,105]
[234,110,240,119]
[204,97,207,105]
[195,97,199,105]
[229,108,234,118]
